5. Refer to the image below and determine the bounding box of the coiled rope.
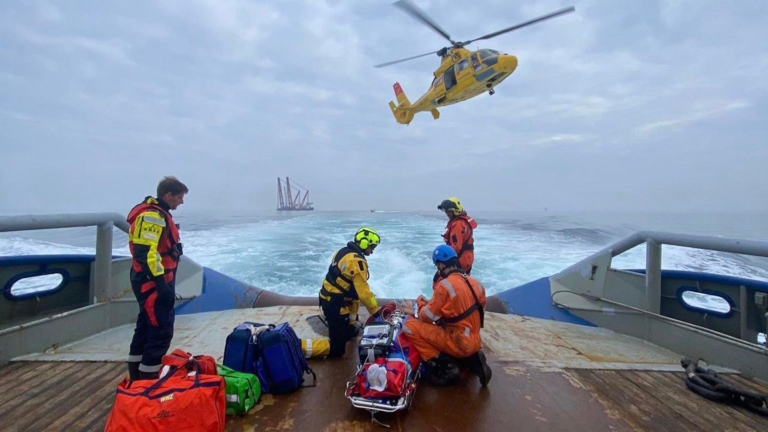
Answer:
[681,357,768,416]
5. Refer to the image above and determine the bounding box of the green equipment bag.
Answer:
[216,363,261,415]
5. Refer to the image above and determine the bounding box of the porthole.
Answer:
[6,272,66,299]
[677,287,733,316]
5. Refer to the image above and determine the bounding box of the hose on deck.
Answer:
[681,357,768,416]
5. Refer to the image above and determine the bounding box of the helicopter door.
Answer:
[443,67,457,92]
[431,75,447,104]
[432,75,446,95]
[455,59,471,83]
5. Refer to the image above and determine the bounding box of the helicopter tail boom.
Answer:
[389,100,414,125]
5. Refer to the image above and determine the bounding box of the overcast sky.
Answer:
[1,0,766,215]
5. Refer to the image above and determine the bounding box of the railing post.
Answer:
[740,285,749,341]
[95,222,113,301]
[646,239,662,314]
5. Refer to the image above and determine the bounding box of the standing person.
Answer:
[126,176,188,380]
[305,227,382,359]
[437,197,478,274]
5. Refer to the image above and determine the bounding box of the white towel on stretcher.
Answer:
[367,364,388,391]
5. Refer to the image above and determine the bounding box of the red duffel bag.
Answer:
[161,348,218,378]
[104,363,226,432]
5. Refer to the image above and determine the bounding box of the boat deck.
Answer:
[2,306,767,431]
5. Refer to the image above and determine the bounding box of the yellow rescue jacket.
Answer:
[319,242,378,315]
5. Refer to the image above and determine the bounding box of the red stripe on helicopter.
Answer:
[393,82,403,96]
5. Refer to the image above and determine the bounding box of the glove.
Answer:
[364,302,397,326]
[152,276,174,308]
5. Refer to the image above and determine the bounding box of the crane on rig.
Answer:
[277,177,314,211]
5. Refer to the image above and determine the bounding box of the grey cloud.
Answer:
[0,0,767,215]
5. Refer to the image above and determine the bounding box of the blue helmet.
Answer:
[432,244,457,265]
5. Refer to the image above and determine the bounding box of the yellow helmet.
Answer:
[438,197,463,216]
[354,227,380,250]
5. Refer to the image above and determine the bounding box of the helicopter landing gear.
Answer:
[488,88,495,96]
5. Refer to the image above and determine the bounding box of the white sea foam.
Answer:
[2,212,767,297]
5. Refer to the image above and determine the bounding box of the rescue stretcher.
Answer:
[344,306,423,427]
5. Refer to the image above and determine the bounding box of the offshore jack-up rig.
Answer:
[277,177,314,211]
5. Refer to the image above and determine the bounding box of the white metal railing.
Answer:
[0,212,131,299]
[552,230,768,316]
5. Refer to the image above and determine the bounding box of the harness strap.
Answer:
[324,245,364,295]
[452,218,474,258]
[320,287,345,299]
[325,271,354,287]
[440,275,484,328]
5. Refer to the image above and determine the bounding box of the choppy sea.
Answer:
[2,210,768,298]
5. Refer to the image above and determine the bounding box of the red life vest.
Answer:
[442,214,477,252]
[127,198,182,275]
[442,214,477,272]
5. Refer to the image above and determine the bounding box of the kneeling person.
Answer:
[401,245,492,386]
[304,228,382,358]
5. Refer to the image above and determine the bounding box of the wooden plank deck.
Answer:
[569,369,768,432]
[4,307,767,431]
[0,361,125,432]
[2,357,767,432]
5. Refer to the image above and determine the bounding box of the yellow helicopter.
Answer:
[376,0,575,125]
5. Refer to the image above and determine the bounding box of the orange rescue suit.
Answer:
[403,269,486,361]
[442,213,477,274]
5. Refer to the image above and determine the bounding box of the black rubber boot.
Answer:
[425,357,461,387]
[347,322,362,338]
[468,351,492,387]
[139,370,159,380]
[127,362,140,381]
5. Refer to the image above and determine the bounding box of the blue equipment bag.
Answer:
[255,322,317,394]
[222,321,267,375]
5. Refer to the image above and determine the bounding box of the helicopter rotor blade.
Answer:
[393,0,456,45]
[462,6,575,45]
[373,49,441,68]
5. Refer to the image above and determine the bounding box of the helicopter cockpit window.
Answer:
[478,49,496,59]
